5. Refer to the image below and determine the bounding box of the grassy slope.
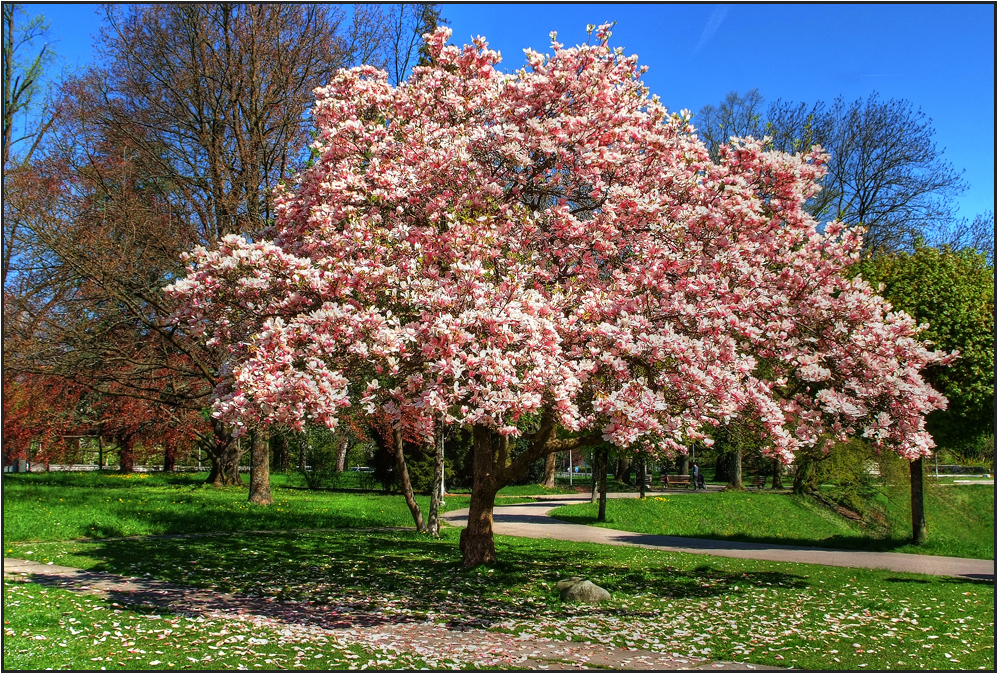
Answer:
[6,529,994,671]
[550,485,995,559]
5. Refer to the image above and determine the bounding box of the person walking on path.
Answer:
[692,462,701,490]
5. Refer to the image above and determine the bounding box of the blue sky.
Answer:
[27,2,996,220]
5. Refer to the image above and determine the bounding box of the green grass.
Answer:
[549,485,995,559]
[1,471,505,543]
[3,580,420,670]
[448,482,581,496]
[6,529,994,671]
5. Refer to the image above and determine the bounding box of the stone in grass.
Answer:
[556,576,611,603]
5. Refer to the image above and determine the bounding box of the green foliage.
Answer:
[399,444,454,493]
[295,425,370,489]
[811,438,880,516]
[856,243,995,451]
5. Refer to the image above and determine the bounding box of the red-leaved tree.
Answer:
[168,26,950,567]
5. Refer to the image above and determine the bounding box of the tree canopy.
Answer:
[856,242,995,452]
[168,26,951,565]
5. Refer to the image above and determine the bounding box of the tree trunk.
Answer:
[162,443,176,472]
[249,428,273,505]
[615,455,631,481]
[591,456,599,503]
[427,429,444,537]
[678,452,689,476]
[335,438,349,472]
[218,437,244,486]
[792,456,814,494]
[910,456,928,545]
[98,436,105,470]
[460,425,505,567]
[597,447,609,522]
[207,420,242,486]
[727,447,743,489]
[298,432,308,473]
[771,458,784,490]
[638,458,647,498]
[541,451,557,489]
[272,433,290,472]
[119,438,135,473]
[393,428,425,533]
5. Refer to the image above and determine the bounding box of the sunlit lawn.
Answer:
[3,471,995,671]
[2,472,487,543]
[5,528,994,671]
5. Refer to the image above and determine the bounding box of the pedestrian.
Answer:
[692,462,700,490]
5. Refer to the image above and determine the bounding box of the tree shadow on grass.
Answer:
[59,528,813,631]
[552,512,929,555]
[885,575,994,585]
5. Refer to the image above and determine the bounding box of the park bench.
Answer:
[750,475,766,490]
[662,474,692,489]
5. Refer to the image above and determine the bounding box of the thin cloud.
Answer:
[694,6,729,54]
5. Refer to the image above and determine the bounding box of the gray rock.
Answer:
[557,577,611,603]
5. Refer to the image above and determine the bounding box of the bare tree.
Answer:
[697,91,967,254]
[382,3,446,85]
[7,4,393,493]
[694,88,766,161]
[3,3,58,290]
[930,210,995,266]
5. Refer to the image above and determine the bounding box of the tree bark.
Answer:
[771,457,784,490]
[98,436,105,470]
[335,438,349,472]
[615,455,631,482]
[393,428,425,533]
[728,447,743,489]
[427,429,444,537]
[910,456,928,545]
[541,451,557,489]
[638,457,647,498]
[597,447,609,522]
[298,432,308,473]
[460,425,501,567]
[249,428,273,505]
[678,452,689,476]
[272,433,290,472]
[162,443,176,472]
[591,454,599,504]
[207,420,242,486]
[118,437,135,473]
[216,437,244,486]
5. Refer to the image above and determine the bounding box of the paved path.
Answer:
[442,495,995,581]
[4,557,777,671]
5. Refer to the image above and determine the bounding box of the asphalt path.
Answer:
[442,493,995,581]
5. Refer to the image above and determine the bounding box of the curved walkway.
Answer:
[442,494,995,581]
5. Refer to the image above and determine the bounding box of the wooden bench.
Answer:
[750,475,767,490]
[662,474,693,489]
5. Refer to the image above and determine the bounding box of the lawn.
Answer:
[3,472,995,671]
[5,529,994,671]
[1,471,495,543]
[549,484,995,559]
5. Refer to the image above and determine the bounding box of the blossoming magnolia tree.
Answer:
[167,26,950,567]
